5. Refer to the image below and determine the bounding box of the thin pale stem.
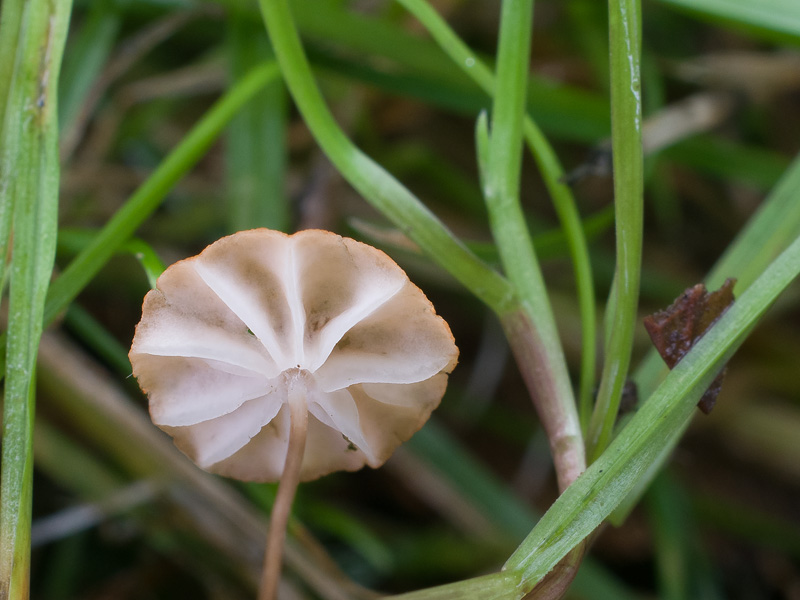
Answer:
[259,375,308,600]
[502,311,584,492]
[485,0,585,492]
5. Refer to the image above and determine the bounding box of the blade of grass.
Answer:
[257,0,514,315]
[0,63,279,379]
[587,0,644,460]
[407,421,643,600]
[646,473,692,600]
[637,149,800,402]
[57,228,166,288]
[610,150,800,524]
[0,0,23,125]
[58,0,120,136]
[504,231,800,592]
[291,0,611,140]
[226,10,288,232]
[45,63,279,326]
[656,0,800,45]
[397,0,596,471]
[481,0,585,491]
[276,0,787,189]
[0,0,25,293]
[63,305,133,376]
[707,153,800,291]
[292,0,794,192]
[661,137,790,191]
[313,48,788,190]
[290,0,471,88]
[0,0,72,596]
[387,571,521,600]
[646,472,722,600]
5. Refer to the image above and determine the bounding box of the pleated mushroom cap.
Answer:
[129,229,458,482]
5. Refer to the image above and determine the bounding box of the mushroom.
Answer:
[129,228,458,599]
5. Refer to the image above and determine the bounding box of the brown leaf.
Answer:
[643,278,736,414]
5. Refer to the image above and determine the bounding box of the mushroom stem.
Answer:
[259,372,308,600]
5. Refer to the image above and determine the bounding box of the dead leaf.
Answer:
[643,278,736,414]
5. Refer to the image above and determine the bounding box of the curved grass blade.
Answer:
[257,0,514,315]
[397,0,598,432]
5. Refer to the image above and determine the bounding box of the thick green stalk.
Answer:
[587,0,643,460]
[396,0,597,433]
[257,0,514,315]
[0,0,72,596]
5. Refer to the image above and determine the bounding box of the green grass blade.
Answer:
[0,0,72,596]
[483,0,584,490]
[64,305,133,376]
[43,62,279,327]
[0,0,25,291]
[656,0,800,44]
[397,0,598,424]
[291,0,470,89]
[634,150,800,411]
[258,0,514,315]
[646,472,722,600]
[587,0,644,460]
[386,571,520,600]
[504,232,800,592]
[408,421,643,599]
[58,0,120,136]
[662,137,790,191]
[707,152,800,291]
[646,473,692,600]
[0,63,279,381]
[57,228,166,289]
[611,150,800,523]
[226,11,288,232]
[0,0,23,126]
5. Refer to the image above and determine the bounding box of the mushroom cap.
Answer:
[129,229,458,482]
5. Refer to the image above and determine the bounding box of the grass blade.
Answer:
[611,150,800,523]
[483,0,585,490]
[657,0,800,44]
[44,62,279,327]
[395,0,598,422]
[226,11,288,232]
[0,0,72,596]
[587,0,644,459]
[258,0,514,315]
[505,232,800,592]
[57,0,120,136]
[0,63,279,380]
